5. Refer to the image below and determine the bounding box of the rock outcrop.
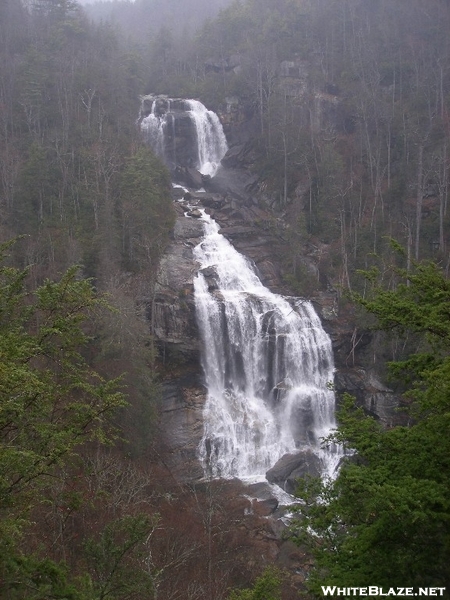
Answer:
[266,451,323,494]
[158,375,205,482]
[153,213,203,362]
[152,206,206,481]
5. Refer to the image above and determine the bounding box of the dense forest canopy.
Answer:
[1,0,450,597]
[0,0,177,596]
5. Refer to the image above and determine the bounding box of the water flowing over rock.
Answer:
[142,98,344,489]
[139,95,228,177]
[194,213,341,482]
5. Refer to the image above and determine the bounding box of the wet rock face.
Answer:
[200,166,289,294]
[334,368,402,426]
[152,210,207,481]
[313,296,403,426]
[158,376,206,482]
[140,97,199,170]
[173,166,205,189]
[152,214,204,364]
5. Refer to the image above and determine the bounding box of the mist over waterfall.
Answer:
[139,95,228,176]
[194,214,339,481]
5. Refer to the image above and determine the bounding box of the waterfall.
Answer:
[194,213,339,481]
[140,97,167,160]
[141,94,340,483]
[139,95,228,177]
[185,99,228,176]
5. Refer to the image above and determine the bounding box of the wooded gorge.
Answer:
[1,0,450,598]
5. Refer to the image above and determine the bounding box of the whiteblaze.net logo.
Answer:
[321,587,446,597]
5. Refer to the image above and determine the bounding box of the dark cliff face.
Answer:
[151,209,205,482]
[153,214,203,361]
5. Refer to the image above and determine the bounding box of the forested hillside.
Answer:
[0,0,179,596]
[83,0,450,298]
[82,0,450,301]
[179,0,450,295]
[1,0,450,597]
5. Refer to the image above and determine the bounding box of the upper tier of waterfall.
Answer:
[139,95,228,177]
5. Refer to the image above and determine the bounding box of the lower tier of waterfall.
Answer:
[194,212,340,481]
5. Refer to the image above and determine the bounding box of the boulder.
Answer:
[171,186,187,200]
[184,195,225,214]
[187,209,203,219]
[199,266,219,291]
[266,450,322,494]
[174,166,204,190]
[199,194,225,209]
[252,497,279,517]
[221,143,255,168]
[204,166,259,199]
[243,481,280,517]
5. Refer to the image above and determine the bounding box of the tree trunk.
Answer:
[414,143,424,261]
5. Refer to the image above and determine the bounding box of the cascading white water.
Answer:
[141,94,339,481]
[140,96,228,177]
[140,97,167,159]
[194,213,340,481]
[185,99,228,176]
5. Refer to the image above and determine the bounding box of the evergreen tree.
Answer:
[228,567,283,600]
[0,242,126,597]
[290,257,450,593]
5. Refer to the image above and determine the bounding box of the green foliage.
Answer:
[0,244,126,597]
[0,554,83,600]
[291,260,450,593]
[227,567,283,600]
[82,514,158,600]
[352,260,450,347]
[351,257,450,408]
[119,147,174,273]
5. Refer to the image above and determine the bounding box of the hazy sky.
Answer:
[78,0,127,5]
